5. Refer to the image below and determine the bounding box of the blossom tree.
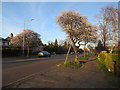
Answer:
[56,10,88,64]
[80,23,98,57]
[10,29,42,56]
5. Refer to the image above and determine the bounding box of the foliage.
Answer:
[54,39,58,46]
[56,10,87,64]
[105,53,114,72]
[2,46,22,57]
[112,54,120,76]
[2,46,37,57]
[96,57,113,76]
[52,52,56,55]
[87,44,95,54]
[10,29,42,56]
[10,29,42,48]
[99,53,106,65]
[56,10,98,63]
[57,60,82,69]
[113,47,119,54]
[98,52,120,76]
[95,40,108,54]
[43,39,70,54]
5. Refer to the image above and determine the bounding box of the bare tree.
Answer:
[106,6,118,53]
[56,10,88,64]
[96,7,111,48]
[10,29,42,56]
[96,6,118,53]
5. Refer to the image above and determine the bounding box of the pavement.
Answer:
[4,56,114,88]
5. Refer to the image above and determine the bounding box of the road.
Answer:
[2,55,75,86]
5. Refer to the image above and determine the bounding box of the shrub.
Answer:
[105,53,114,72]
[112,54,120,76]
[2,47,22,57]
[98,53,120,76]
[52,52,56,55]
[99,53,106,65]
[96,57,112,76]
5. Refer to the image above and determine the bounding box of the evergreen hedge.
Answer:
[99,53,120,76]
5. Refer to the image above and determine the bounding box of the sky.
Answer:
[2,2,118,45]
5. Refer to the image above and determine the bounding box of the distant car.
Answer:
[70,52,74,55]
[70,52,80,55]
[38,51,51,57]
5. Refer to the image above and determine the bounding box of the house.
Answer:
[0,37,9,46]
[0,33,13,46]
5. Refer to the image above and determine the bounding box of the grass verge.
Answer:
[78,54,91,60]
[57,60,82,69]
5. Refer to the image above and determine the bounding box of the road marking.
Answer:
[16,58,42,61]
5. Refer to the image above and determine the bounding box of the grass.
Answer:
[57,60,82,69]
[57,54,92,69]
[78,54,91,60]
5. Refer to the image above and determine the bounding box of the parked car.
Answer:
[38,51,51,57]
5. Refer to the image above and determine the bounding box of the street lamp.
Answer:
[23,19,34,56]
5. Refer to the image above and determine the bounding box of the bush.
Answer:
[96,57,112,76]
[51,52,56,55]
[112,54,120,76]
[99,53,106,65]
[2,46,36,57]
[58,60,82,69]
[2,47,22,57]
[105,53,114,72]
[98,53,120,76]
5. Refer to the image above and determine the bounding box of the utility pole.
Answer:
[23,19,34,56]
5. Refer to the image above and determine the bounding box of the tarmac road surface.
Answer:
[2,55,75,86]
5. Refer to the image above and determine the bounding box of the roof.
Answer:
[0,37,9,41]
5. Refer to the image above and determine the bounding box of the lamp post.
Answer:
[23,19,34,56]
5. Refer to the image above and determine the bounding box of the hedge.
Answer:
[99,53,120,76]
[2,46,36,57]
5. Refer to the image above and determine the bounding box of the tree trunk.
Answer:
[70,37,79,64]
[84,44,86,58]
[27,47,29,57]
[110,32,115,53]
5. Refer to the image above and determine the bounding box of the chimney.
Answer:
[10,33,13,38]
